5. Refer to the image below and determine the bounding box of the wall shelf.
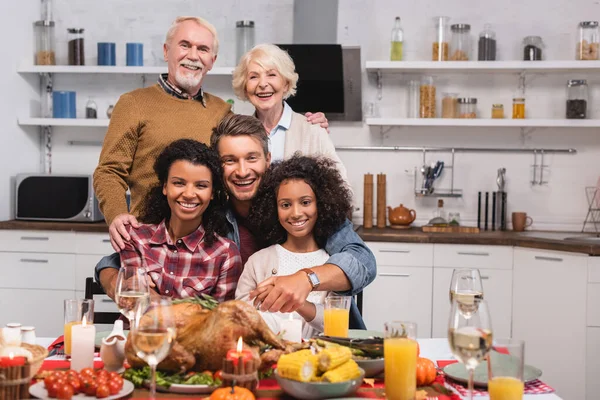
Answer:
[18,118,109,127]
[365,60,600,73]
[365,118,600,128]
[17,65,234,75]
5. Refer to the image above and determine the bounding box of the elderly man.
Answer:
[94,16,327,251]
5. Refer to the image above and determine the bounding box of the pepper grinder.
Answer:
[363,174,374,228]
[376,173,387,228]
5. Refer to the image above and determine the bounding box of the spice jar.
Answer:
[236,21,255,63]
[432,16,450,61]
[566,79,588,119]
[419,76,436,118]
[512,98,525,119]
[35,20,55,65]
[577,21,599,60]
[478,23,496,61]
[457,98,477,118]
[68,28,85,65]
[523,36,544,61]
[442,92,458,118]
[491,104,504,119]
[450,24,471,61]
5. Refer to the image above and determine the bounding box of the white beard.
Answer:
[175,63,205,94]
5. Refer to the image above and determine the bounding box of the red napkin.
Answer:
[47,335,64,352]
[437,359,457,369]
[40,359,104,371]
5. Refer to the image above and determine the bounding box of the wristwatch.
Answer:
[300,268,320,291]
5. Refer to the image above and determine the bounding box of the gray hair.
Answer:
[165,16,219,55]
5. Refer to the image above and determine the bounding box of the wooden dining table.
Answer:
[36,338,562,400]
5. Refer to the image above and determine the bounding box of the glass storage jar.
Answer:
[457,98,477,118]
[236,20,255,63]
[478,23,496,61]
[419,76,436,118]
[86,98,97,119]
[441,92,458,118]
[566,79,588,119]
[68,28,85,65]
[432,16,450,61]
[407,80,420,118]
[41,0,53,20]
[577,21,599,60]
[512,98,525,119]
[523,36,544,60]
[35,20,55,65]
[450,24,471,60]
[491,104,504,119]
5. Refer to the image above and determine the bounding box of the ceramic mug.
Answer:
[512,212,533,232]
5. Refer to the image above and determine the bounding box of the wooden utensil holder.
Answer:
[0,363,31,400]
[221,357,258,393]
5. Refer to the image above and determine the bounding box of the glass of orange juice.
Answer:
[64,299,94,356]
[384,321,418,400]
[488,338,525,400]
[323,296,351,337]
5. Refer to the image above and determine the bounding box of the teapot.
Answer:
[99,320,127,373]
[387,204,417,225]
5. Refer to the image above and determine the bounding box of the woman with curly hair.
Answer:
[119,138,241,302]
[235,154,353,339]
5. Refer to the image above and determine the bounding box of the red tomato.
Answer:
[79,367,95,378]
[108,371,121,380]
[110,375,124,389]
[96,369,110,380]
[51,371,65,378]
[214,370,223,380]
[200,370,213,379]
[66,370,79,379]
[108,379,121,395]
[56,383,74,400]
[96,376,109,386]
[96,384,110,398]
[82,379,98,396]
[44,374,58,389]
[67,376,81,394]
[47,382,60,398]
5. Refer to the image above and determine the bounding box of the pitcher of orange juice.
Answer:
[324,296,351,337]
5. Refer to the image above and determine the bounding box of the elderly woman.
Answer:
[232,44,350,188]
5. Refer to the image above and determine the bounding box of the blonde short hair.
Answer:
[232,44,299,101]
[165,16,219,55]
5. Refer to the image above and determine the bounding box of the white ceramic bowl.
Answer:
[274,368,365,400]
[354,357,384,378]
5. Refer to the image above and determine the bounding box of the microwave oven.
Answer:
[15,174,104,222]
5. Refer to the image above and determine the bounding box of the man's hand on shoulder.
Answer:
[249,272,312,314]
[305,112,329,133]
[109,213,140,252]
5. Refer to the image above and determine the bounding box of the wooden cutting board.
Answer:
[422,225,480,233]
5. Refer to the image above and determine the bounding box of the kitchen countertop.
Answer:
[1,220,599,255]
[357,226,600,255]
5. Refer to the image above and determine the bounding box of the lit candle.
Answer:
[280,314,302,343]
[226,337,253,367]
[0,352,26,368]
[70,316,95,371]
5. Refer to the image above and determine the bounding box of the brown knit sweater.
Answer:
[93,84,231,225]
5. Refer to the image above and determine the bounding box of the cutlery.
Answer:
[316,335,383,357]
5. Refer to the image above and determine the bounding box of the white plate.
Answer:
[29,379,134,399]
[144,380,218,394]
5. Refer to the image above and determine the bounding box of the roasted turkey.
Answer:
[125,299,287,372]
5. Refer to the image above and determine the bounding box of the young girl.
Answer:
[235,154,353,338]
[120,139,241,302]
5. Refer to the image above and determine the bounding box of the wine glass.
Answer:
[115,265,150,329]
[449,268,484,318]
[131,296,177,398]
[448,299,493,400]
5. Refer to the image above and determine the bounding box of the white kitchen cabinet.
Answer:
[0,230,75,253]
[0,252,76,290]
[431,267,513,338]
[587,327,600,400]
[513,247,588,400]
[363,242,433,336]
[431,244,513,338]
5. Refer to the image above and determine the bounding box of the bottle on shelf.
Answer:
[434,199,446,220]
[85,98,98,119]
[390,17,404,61]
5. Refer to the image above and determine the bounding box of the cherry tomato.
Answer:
[67,376,81,394]
[96,376,109,386]
[82,379,98,396]
[214,370,223,380]
[79,367,95,378]
[47,382,60,398]
[110,375,124,389]
[200,370,213,379]
[96,383,110,398]
[44,374,58,389]
[56,383,74,400]
[108,371,121,380]
[66,370,79,379]
[108,379,122,395]
[96,369,110,379]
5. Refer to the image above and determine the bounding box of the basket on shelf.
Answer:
[0,343,48,400]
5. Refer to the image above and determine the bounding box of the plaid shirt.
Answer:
[120,220,241,302]
[158,73,206,106]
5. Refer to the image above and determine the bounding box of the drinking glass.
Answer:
[115,266,150,329]
[64,299,94,356]
[384,321,418,400]
[448,299,493,400]
[488,338,525,400]
[131,296,176,398]
[449,268,484,318]
[324,295,351,337]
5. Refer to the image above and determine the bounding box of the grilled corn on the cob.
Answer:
[318,346,352,372]
[321,359,361,383]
